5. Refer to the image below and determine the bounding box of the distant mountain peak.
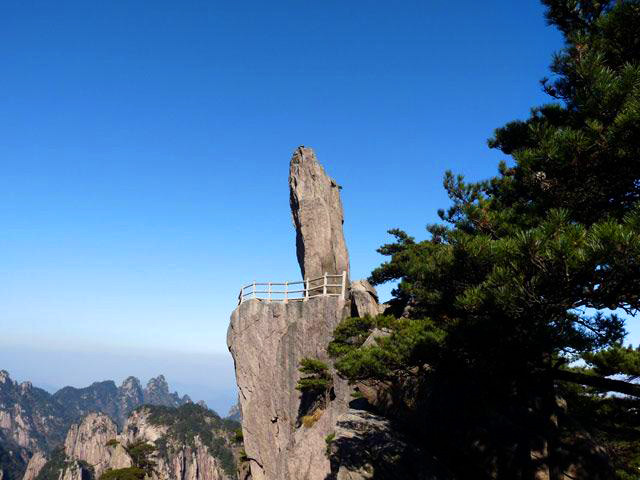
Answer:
[120,376,142,388]
[0,371,218,480]
[142,375,187,408]
[19,381,32,392]
[0,370,12,384]
[146,375,169,392]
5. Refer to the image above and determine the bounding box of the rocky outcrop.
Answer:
[58,461,86,480]
[143,375,191,407]
[226,399,242,423]
[289,147,350,281]
[350,280,383,318]
[0,370,67,455]
[121,408,167,444]
[49,405,235,480]
[64,413,119,478]
[121,407,233,480]
[53,374,192,429]
[229,147,365,480]
[155,436,228,480]
[228,298,351,480]
[0,369,197,472]
[116,377,144,424]
[20,452,47,480]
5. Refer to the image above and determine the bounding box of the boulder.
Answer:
[350,280,382,318]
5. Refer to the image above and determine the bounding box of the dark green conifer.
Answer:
[330,1,640,478]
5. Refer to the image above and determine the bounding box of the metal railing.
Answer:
[238,271,347,304]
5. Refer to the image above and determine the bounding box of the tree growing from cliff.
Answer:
[330,1,640,478]
[99,467,146,480]
[296,358,334,427]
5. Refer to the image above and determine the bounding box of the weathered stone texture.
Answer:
[228,297,351,480]
[289,147,350,282]
[58,408,230,480]
[64,412,120,478]
[21,451,47,480]
[350,280,383,318]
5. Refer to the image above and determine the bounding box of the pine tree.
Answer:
[329,1,640,478]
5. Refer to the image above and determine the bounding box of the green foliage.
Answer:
[583,344,640,378]
[124,440,155,476]
[34,449,69,480]
[143,403,237,477]
[33,449,93,480]
[330,316,446,381]
[331,1,640,477]
[296,358,332,393]
[325,433,336,456]
[0,435,27,480]
[233,428,243,444]
[238,449,248,462]
[105,439,119,448]
[98,467,145,480]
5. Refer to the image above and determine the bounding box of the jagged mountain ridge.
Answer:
[0,371,197,480]
[52,374,192,428]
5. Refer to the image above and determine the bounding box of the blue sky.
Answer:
[1,1,634,413]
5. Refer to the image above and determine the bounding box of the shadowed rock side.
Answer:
[327,409,450,480]
[228,297,351,480]
[289,147,350,282]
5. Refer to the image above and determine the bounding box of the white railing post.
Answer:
[253,281,256,299]
[341,271,347,299]
[268,282,271,302]
[305,278,309,300]
[284,281,288,303]
[323,273,327,296]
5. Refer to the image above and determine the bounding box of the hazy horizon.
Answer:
[0,343,237,415]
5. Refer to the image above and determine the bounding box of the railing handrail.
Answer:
[238,271,347,305]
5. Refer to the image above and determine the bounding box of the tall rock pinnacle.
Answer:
[289,146,350,281]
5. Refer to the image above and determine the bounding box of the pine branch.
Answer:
[553,368,640,397]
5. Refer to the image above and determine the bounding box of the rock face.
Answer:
[228,298,351,480]
[289,147,350,281]
[0,370,67,456]
[64,413,119,478]
[20,452,47,480]
[143,374,191,407]
[53,374,191,428]
[120,407,233,480]
[230,147,361,480]
[50,406,235,480]
[59,461,85,480]
[350,280,382,318]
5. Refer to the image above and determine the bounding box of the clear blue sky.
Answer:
[1,1,634,413]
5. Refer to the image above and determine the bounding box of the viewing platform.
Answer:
[238,271,347,304]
